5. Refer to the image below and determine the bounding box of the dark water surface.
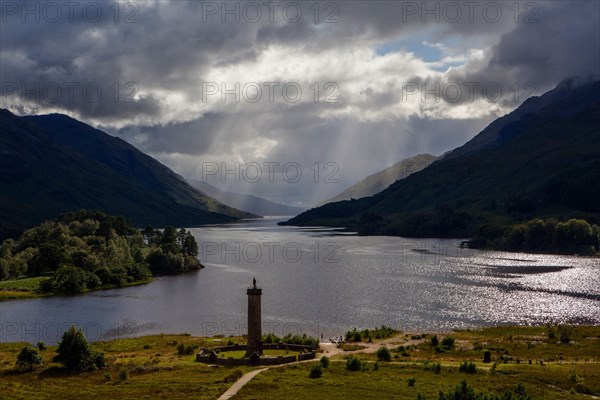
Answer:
[1,217,598,344]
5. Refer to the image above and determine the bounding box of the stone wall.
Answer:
[195,343,316,366]
[297,350,317,361]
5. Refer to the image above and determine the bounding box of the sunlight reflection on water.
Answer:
[1,218,598,343]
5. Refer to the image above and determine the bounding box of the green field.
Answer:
[1,326,599,399]
[0,277,153,300]
[0,277,49,299]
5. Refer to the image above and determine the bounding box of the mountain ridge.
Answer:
[188,180,305,217]
[318,153,439,206]
[281,79,600,238]
[0,109,254,239]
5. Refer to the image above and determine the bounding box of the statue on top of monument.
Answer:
[252,277,257,289]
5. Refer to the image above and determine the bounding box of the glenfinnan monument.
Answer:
[246,277,263,356]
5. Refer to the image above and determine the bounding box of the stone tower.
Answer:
[246,277,263,356]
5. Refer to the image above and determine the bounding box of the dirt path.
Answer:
[217,335,417,399]
[217,368,268,400]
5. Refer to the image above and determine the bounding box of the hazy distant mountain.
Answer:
[281,79,600,237]
[0,110,254,239]
[318,153,438,205]
[189,180,305,217]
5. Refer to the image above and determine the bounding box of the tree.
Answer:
[53,326,104,371]
[16,345,43,371]
[161,226,178,253]
[29,243,66,275]
[183,232,199,257]
[47,266,88,293]
[177,228,187,247]
[142,225,157,245]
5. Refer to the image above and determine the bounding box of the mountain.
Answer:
[188,180,305,216]
[0,110,254,239]
[281,79,600,237]
[440,77,600,161]
[318,153,438,205]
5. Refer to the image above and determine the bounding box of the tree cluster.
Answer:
[473,218,600,254]
[0,210,202,293]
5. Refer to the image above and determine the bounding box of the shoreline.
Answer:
[0,277,154,300]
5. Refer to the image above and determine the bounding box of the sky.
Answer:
[1,0,599,207]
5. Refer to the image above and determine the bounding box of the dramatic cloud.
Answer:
[1,0,598,206]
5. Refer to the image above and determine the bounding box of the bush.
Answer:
[430,335,439,346]
[36,341,46,351]
[345,355,363,371]
[439,379,532,400]
[177,343,197,355]
[376,346,391,361]
[344,325,398,343]
[408,377,416,387]
[558,324,574,343]
[546,323,556,340]
[53,326,104,371]
[441,336,455,350]
[15,345,43,371]
[320,356,330,368]
[308,364,323,378]
[119,368,129,381]
[459,361,477,374]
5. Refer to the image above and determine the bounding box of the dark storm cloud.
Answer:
[1,0,598,205]
[442,0,600,104]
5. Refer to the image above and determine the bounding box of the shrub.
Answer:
[434,362,441,374]
[430,335,439,346]
[546,322,556,340]
[439,379,531,400]
[119,368,129,381]
[558,324,574,343]
[376,346,391,361]
[15,346,43,371]
[53,326,104,371]
[176,343,197,355]
[93,352,106,369]
[320,356,330,368]
[345,355,363,371]
[459,361,477,374]
[441,336,455,350]
[36,341,46,351]
[408,377,416,387]
[308,364,323,378]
